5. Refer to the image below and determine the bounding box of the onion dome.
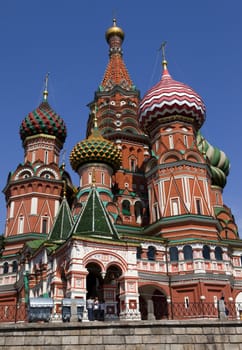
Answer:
[20,74,67,144]
[105,18,125,43]
[139,57,206,134]
[196,131,230,188]
[70,117,122,172]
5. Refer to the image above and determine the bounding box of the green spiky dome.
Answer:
[70,127,121,172]
[196,131,230,188]
[20,101,67,144]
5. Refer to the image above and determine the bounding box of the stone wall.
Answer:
[0,320,242,349]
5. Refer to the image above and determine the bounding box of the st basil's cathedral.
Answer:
[0,19,241,321]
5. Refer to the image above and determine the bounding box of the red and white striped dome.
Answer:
[139,63,206,133]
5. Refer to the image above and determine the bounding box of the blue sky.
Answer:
[0,0,242,234]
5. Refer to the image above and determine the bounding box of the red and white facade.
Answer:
[0,20,242,322]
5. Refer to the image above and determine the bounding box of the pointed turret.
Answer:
[48,196,73,242]
[71,186,119,240]
[100,19,133,91]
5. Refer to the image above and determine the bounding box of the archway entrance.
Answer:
[139,285,168,320]
[86,263,103,300]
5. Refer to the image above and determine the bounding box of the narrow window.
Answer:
[54,200,59,216]
[136,247,142,259]
[135,201,142,224]
[184,296,189,308]
[18,216,24,234]
[31,197,38,215]
[169,247,179,262]
[42,217,48,234]
[183,245,193,261]
[169,135,174,149]
[171,199,179,216]
[196,198,202,214]
[101,172,105,184]
[153,204,159,221]
[12,261,18,273]
[44,151,48,164]
[147,246,156,261]
[202,245,210,260]
[10,202,14,218]
[215,246,223,261]
[3,262,9,274]
[32,151,36,163]
[130,158,136,172]
[184,135,188,147]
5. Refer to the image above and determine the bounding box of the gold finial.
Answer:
[61,149,66,169]
[159,41,168,70]
[63,179,67,198]
[43,72,50,101]
[93,105,98,128]
[91,167,96,187]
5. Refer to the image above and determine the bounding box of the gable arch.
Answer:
[83,249,128,273]
[160,151,182,164]
[185,151,204,163]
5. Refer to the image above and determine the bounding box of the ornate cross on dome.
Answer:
[43,72,50,101]
[159,41,168,70]
[160,41,167,61]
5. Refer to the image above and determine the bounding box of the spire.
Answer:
[100,19,133,91]
[43,72,50,101]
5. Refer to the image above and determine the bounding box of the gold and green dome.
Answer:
[196,131,230,188]
[70,127,122,172]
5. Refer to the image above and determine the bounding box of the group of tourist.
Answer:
[86,296,105,321]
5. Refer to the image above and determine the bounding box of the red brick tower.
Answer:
[2,76,72,257]
[86,19,150,228]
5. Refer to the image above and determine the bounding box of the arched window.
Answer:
[136,246,142,259]
[135,201,142,224]
[122,200,131,216]
[147,246,156,261]
[215,246,223,261]
[12,261,18,273]
[3,262,9,274]
[183,245,193,261]
[202,245,210,260]
[169,247,179,262]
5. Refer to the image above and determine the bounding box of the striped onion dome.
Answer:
[70,126,122,172]
[139,61,206,134]
[20,100,67,144]
[196,131,230,188]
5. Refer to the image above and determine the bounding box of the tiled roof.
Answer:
[48,197,73,241]
[20,101,67,143]
[71,187,119,240]
[100,54,133,91]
